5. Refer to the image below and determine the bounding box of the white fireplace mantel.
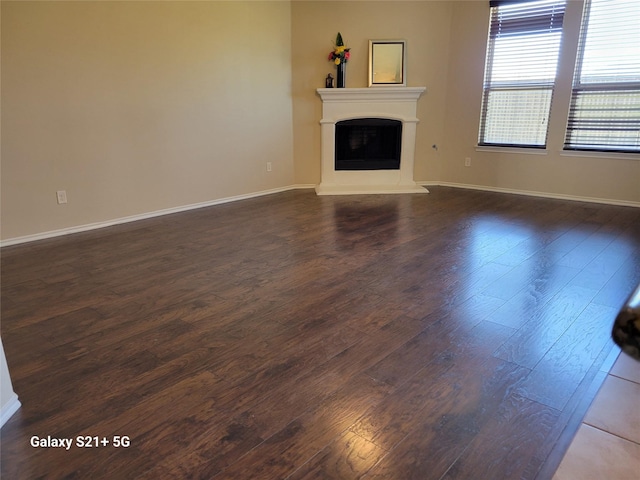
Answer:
[316,86,428,195]
[317,87,426,105]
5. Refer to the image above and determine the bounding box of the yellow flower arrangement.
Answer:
[328,33,350,65]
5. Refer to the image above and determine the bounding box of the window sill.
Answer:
[560,150,640,161]
[475,146,548,156]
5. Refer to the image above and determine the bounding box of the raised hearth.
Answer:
[316,87,427,195]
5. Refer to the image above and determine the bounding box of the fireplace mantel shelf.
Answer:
[316,86,428,196]
[317,87,426,103]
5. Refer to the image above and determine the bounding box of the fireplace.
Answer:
[316,87,427,195]
[335,118,402,171]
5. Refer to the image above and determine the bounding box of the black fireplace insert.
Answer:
[335,118,402,170]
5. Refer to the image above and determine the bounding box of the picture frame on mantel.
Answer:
[368,40,406,87]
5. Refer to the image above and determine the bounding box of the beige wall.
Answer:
[1,1,294,241]
[292,0,639,203]
[291,0,453,186]
[1,1,638,242]
[441,0,640,203]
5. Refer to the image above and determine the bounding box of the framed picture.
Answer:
[368,40,406,86]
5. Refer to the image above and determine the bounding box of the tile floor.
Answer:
[553,351,640,480]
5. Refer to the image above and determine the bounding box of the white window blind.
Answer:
[564,0,640,153]
[479,0,566,148]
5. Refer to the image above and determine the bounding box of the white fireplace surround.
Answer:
[316,86,427,195]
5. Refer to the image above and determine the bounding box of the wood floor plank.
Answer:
[364,306,511,388]
[515,303,618,410]
[439,393,560,480]
[362,357,531,480]
[493,284,601,369]
[287,430,388,480]
[206,375,392,480]
[2,187,639,480]
[591,251,640,308]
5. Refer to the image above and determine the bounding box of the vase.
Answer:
[336,62,346,88]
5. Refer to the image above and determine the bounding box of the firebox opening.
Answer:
[335,118,402,171]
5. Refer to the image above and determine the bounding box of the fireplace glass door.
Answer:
[335,118,402,171]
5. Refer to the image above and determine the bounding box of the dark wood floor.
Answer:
[2,187,639,479]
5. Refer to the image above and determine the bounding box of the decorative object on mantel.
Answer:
[328,32,350,88]
[325,73,334,88]
[369,40,406,87]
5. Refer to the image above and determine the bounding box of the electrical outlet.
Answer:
[56,190,68,204]
[464,157,471,167]
[266,162,272,172]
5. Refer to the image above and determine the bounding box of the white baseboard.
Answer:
[0,185,314,247]
[2,182,637,247]
[0,394,21,428]
[418,181,640,208]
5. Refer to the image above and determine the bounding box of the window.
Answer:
[479,0,566,148]
[564,0,640,153]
